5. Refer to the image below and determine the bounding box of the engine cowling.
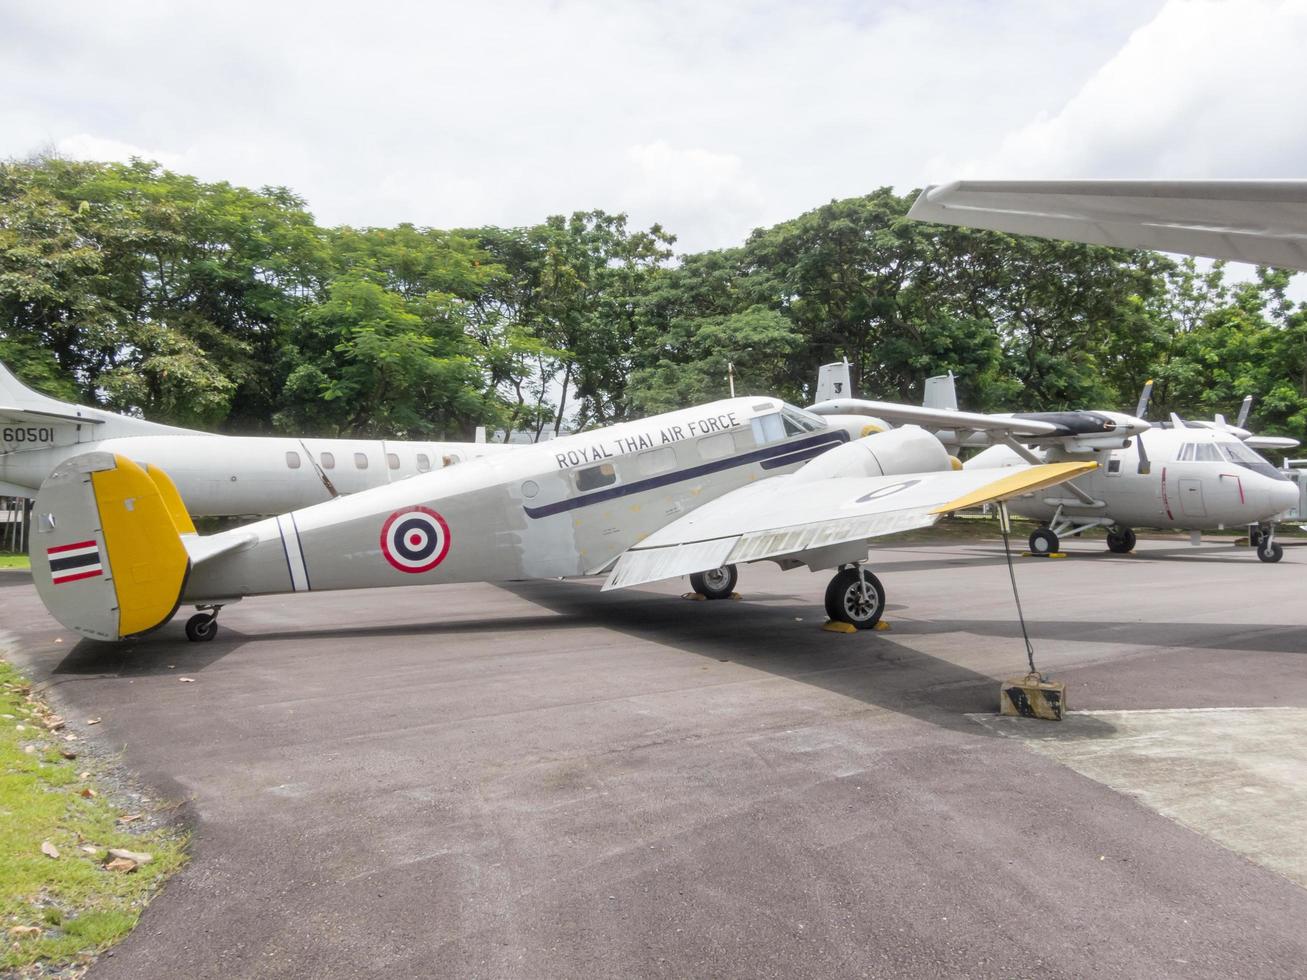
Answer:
[794,425,950,482]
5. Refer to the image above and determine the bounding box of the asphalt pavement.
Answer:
[2,536,1305,979]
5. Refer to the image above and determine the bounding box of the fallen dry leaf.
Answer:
[86,717,101,725]
[23,744,36,754]
[64,733,77,742]
[45,715,65,731]
[80,845,99,854]
[108,848,153,865]
[78,771,91,780]
[8,925,42,938]
[117,813,143,824]
[41,841,60,859]
[178,677,195,683]
[60,749,77,760]
[80,787,96,798]
[104,857,137,873]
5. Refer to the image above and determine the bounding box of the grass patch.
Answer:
[0,552,29,569]
[0,658,187,972]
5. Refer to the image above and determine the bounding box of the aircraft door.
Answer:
[1178,478,1206,518]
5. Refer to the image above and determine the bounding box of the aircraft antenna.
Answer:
[996,502,1039,677]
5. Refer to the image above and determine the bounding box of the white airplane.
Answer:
[26,396,1090,642]
[812,365,1299,561]
[0,360,513,517]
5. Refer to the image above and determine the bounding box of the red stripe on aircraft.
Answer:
[52,568,103,585]
[48,539,98,555]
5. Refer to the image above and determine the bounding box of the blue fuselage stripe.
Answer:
[523,430,849,519]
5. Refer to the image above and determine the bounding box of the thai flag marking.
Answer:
[47,540,103,585]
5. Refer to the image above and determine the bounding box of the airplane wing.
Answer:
[0,405,104,426]
[907,179,1307,271]
[808,398,1060,437]
[603,461,1094,591]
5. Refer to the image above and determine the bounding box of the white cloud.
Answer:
[936,0,1307,179]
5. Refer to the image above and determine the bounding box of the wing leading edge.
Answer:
[603,461,1095,591]
[907,179,1307,272]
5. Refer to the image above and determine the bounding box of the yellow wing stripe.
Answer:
[930,461,1098,514]
[91,455,191,637]
[144,463,197,535]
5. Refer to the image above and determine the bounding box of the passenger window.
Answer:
[732,429,755,453]
[638,447,676,476]
[442,453,462,467]
[698,432,734,460]
[387,453,400,470]
[320,452,335,470]
[417,453,431,472]
[285,451,301,469]
[354,452,369,470]
[751,413,785,444]
[576,462,617,492]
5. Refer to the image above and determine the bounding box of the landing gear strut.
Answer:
[824,565,886,629]
[185,605,223,642]
[690,564,738,600]
[1255,524,1283,563]
[1105,526,1137,554]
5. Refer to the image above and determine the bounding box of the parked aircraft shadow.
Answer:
[48,613,599,677]
[495,579,1098,737]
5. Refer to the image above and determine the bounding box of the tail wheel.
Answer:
[1258,541,1284,563]
[824,568,885,629]
[1106,527,1137,554]
[185,613,218,642]
[690,564,738,600]
[1028,528,1059,555]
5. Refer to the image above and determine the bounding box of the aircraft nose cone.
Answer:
[1270,478,1300,515]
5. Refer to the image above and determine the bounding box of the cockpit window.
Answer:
[1219,441,1286,480]
[1194,443,1223,462]
[781,405,827,433]
[1177,443,1193,461]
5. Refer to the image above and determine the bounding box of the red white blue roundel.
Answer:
[380,506,451,574]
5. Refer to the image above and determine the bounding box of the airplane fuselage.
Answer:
[183,399,861,603]
[968,427,1298,530]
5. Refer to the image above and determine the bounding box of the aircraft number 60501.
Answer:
[3,426,56,444]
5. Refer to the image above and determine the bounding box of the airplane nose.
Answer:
[1270,478,1300,516]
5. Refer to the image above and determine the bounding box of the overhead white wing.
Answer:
[808,397,1060,437]
[908,179,1307,271]
[603,461,1094,591]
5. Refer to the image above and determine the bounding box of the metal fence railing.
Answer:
[1,496,32,554]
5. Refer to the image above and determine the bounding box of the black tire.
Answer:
[690,564,738,600]
[185,613,218,642]
[1258,541,1284,564]
[1106,527,1136,554]
[823,568,885,629]
[1028,528,1059,555]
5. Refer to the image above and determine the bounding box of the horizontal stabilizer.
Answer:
[0,405,103,426]
[604,461,1095,591]
[31,453,191,641]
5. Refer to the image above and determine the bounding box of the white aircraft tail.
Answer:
[922,372,958,411]
[815,360,853,402]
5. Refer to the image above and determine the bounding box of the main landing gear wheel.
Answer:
[690,564,738,600]
[1028,528,1059,555]
[1106,526,1137,554]
[824,567,886,630]
[1258,540,1284,563]
[185,613,219,642]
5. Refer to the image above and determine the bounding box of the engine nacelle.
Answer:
[794,425,950,482]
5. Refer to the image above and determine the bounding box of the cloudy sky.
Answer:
[3,0,1305,254]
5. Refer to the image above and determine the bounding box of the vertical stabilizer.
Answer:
[815,360,853,403]
[923,372,959,411]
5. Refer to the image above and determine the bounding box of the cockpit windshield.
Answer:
[780,405,827,434]
[1218,441,1287,480]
